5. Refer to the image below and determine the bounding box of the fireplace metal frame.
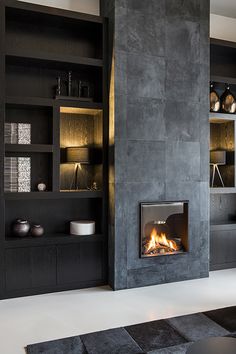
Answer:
[139,201,189,258]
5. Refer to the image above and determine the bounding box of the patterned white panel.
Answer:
[18,124,31,144]
[4,123,31,144]
[17,157,31,192]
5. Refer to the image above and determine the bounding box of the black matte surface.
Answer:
[147,343,193,354]
[81,328,143,354]
[125,320,187,351]
[167,313,229,341]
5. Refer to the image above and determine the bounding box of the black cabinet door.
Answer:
[31,246,57,288]
[5,248,31,291]
[57,242,104,285]
[210,230,236,269]
[5,246,57,292]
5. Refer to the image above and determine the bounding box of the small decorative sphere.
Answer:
[37,183,46,192]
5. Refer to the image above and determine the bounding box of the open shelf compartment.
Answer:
[5,198,103,239]
[5,5,103,61]
[60,106,103,192]
[4,152,53,192]
[210,118,235,188]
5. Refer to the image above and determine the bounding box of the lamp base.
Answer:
[69,163,82,190]
[211,163,224,187]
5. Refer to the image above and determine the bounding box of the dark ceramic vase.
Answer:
[12,219,30,237]
[31,224,44,237]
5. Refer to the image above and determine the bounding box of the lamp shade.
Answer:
[66,147,89,164]
[210,150,226,165]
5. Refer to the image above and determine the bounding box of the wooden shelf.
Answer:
[211,75,236,85]
[59,190,103,198]
[211,38,236,49]
[5,144,53,153]
[211,222,236,231]
[210,188,236,194]
[57,99,103,110]
[6,49,103,68]
[6,96,53,107]
[4,191,103,200]
[5,96,103,110]
[4,233,104,248]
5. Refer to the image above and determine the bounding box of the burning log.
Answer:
[142,229,183,256]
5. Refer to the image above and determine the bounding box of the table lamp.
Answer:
[66,147,89,190]
[210,150,226,187]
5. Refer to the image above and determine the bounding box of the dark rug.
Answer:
[26,306,236,354]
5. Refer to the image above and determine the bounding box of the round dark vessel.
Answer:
[12,219,30,237]
[31,224,44,237]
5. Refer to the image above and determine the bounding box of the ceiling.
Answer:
[211,0,236,18]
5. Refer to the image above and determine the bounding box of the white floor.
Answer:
[0,269,235,354]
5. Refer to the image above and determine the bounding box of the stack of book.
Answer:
[4,157,31,192]
[5,123,31,144]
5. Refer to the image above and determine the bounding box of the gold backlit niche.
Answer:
[210,117,235,188]
[60,106,103,191]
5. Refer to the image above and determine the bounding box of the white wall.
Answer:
[18,0,100,15]
[210,13,236,42]
[211,0,236,18]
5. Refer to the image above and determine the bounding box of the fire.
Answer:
[145,228,179,255]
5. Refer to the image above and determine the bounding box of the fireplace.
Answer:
[140,202,188,258]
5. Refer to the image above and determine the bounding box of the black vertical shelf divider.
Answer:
[52,103,60,192]
[0,1,5,297]
[102,17,109,281]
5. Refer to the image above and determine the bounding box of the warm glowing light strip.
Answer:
[60,107,102,116]
[210,118,232,124]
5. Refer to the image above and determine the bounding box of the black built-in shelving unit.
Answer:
[210,38,236,270]
[0,0,108,298]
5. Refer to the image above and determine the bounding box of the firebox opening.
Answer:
[140,201,188,258]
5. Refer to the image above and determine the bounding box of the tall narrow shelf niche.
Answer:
[60,106,103,193]
[210,116,235,189]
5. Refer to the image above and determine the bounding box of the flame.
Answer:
[145,228,178,254]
